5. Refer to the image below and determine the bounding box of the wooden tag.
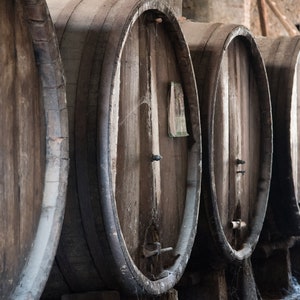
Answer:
[168,82,189,137]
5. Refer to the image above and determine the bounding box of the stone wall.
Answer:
[250,0,300,37]
[182,0,250,27]
[181,0,300,37]
[166,0,182,17]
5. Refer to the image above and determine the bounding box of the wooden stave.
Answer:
[0,0,68,299]
[43,0,201,297]
[181,21,273,263]
[257,36,300,236]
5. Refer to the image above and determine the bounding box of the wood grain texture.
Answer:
[181,21,272,262]
[257,36,300,236]
[43,0,201,297]
[0,0,68,299]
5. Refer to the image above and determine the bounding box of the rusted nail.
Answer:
[152,154,162,162]
[231,219,247,230]
[236,159,246,165]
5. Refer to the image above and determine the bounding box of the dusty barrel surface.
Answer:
[181,22,272,262]
[257,37,300,236]
[43,0,201,297]
[0,0,68,299]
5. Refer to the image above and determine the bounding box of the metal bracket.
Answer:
[143,242,173,258]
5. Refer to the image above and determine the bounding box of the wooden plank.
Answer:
[149,19,162,236]
[114,17,140,262]
[0,0,68,298]
[155,18,188,257]
[214,46,230,234]
[0,0,44,295]
[257,0,269,36]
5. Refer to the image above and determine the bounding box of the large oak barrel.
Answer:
[181,22,272,262]
[0,1,68,299]
[43,0,201,297]
[256,37,300,236]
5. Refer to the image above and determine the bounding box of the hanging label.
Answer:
[168,82,189,137]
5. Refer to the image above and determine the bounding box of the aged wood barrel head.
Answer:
[43,0,201,297]
[93,2,201,294]
[182,21,272,262]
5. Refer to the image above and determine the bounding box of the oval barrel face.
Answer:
[0,2,45,296]
[112,13,189,278]
[181,22,272,262]
[213,37,260,251]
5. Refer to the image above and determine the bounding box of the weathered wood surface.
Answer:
[178,255,259,299]
[181,21,272,263]
[256,36,300,237]
[43,0,201,298]
[178,269,228,300]
[0,0,68,299]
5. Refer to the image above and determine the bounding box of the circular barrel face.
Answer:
[0,1,68,299]
[181,22,272,262]
[257,36,300,236]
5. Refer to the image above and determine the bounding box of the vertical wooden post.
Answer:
[177,269,228,300]
[257,0,269,36]
[252,242,294,298]
[226,259,259,300]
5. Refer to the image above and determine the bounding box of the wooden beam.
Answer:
[265,0,299,36]
[257,0,269,36]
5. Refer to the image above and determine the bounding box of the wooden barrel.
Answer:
[256,36,300,236]
[0,1,68,299]
[181,22,272,262]
[43,0,201,297]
